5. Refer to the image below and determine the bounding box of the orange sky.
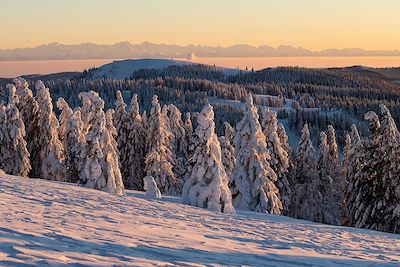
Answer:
[1,0,399,51]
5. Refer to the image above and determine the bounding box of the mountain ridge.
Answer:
[1,42,400,61]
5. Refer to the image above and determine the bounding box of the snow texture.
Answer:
[0,174,398,266]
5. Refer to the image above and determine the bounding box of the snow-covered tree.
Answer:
[143,176,161,199]
[106,109,119,155]
[182,104,235,214]
[223,121,235,144]
[277,123,291,156]
[57,98,73,144]
[35,81,66,181]
[231,95,281,214]
[261,108,291,213]
[377,105,400,233]
[78,91,124,195]
[289,124,320,221]
[326,125,340,182]
[346,108,400,233]
[145,95,177,195]
[57,98,85,182]
[293,123,315,184]
[315,131,340,225]
[342,133,352,182]
[167,104,188,182]
[344,124,363,226]
[13,78,40,176]
[120,94,147,190]
[0,85,31,176]
[219,122,236,183]
[113,90,128,153]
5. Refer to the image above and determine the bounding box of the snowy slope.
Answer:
[0,174,399,266]
[88,59,192,79]
[88,58,242,79]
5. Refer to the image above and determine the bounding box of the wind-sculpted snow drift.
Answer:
[0,174,398,266]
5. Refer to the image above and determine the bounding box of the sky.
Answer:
[1,0,399,50]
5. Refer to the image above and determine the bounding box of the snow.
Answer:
[89,59,192,79]
[89,58,241,79]
[0,174,399,266]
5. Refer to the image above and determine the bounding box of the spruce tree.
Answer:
[182,104,235,214]
[113,90,128,156]
[231,95,281,214]
[35,81,66,181]
[145,95,177,195]
[0,85,31,177]
[13,78,40,177]
[167,104,187,184]
[277,122,291,157]
[121,94,147,190]
[78,91,125,195]
[261,108,291,214]
[219,122,236,183]
[315,131,340,225]
[57,98,85,182]
[290,124,321,221]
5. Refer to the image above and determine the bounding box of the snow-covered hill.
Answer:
[0,174,399,266]
[88,59,192,79]
[88,58,242,79]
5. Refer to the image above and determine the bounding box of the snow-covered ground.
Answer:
[0,174,399,266]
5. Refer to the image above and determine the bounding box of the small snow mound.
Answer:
[143,175,162,199]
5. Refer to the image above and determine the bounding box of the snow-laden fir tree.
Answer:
[326,125,341,186]
[0,85,31,176]
[182,112,196,183]
[78,91,124,195]
[315,131,340,225]
[219,122,236,184]
[35,81,66,181]
[182,104,235,214]
[145,95,177,195]
[231,95,281,214]
[57,98,85,182]
[142,110,148,129]
[113,90,128,154]
[377,105,400,233]
[289,124,322,221]
[167,104,188,183]
[293,123,315,184]
[277,122,291,157]
[347,108,400,233]
[223,121,235,145]
[348,111,383,231]
[13,78,40,177]
[342,133,351,182]
[344,124,363,226]
[57,98,73,144]
[120,94,147,190]
[261,108,291,213]
[326,125,343,224]
[106,109,119,155]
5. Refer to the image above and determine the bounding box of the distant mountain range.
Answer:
[1,42,400,61]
